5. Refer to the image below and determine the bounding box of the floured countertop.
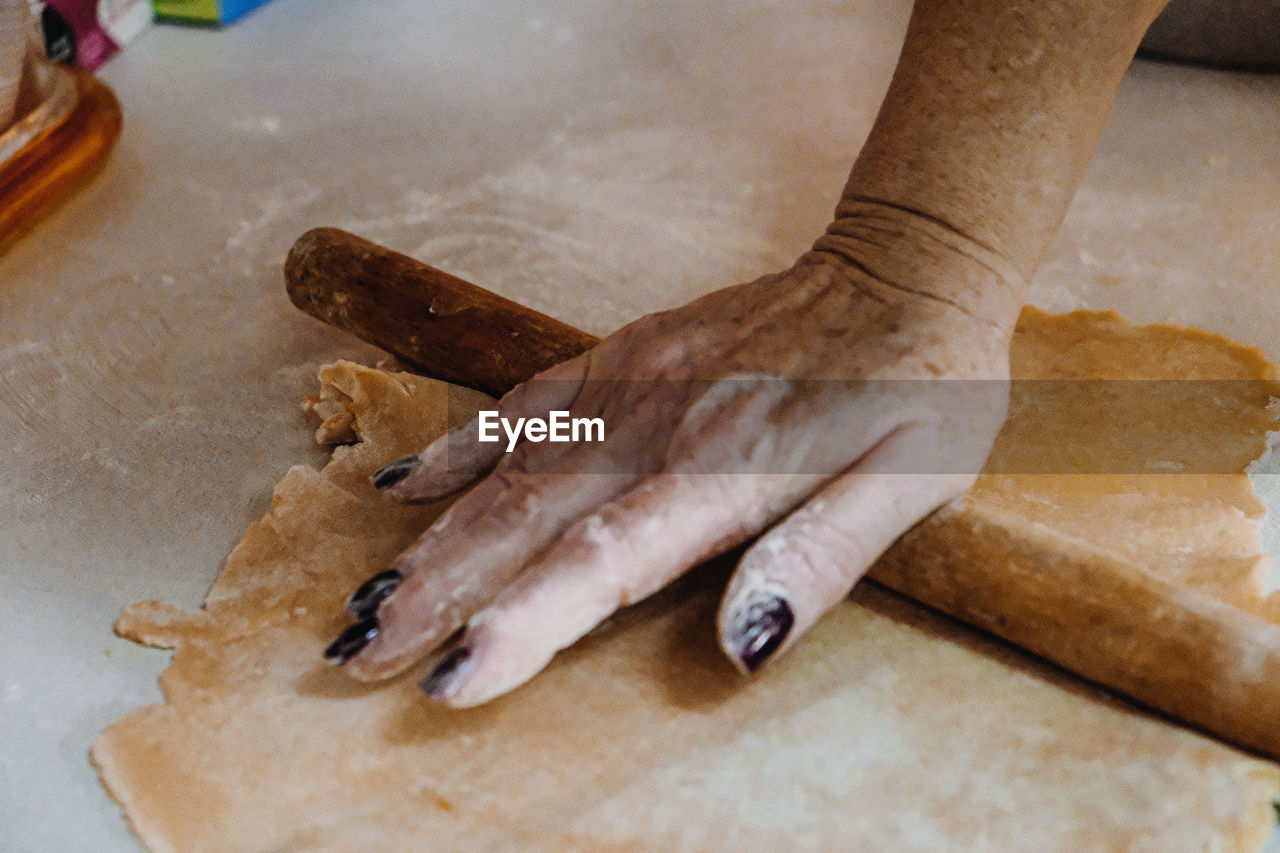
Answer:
[1,0,1278,849]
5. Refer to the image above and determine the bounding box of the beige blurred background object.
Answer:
[0,0,27,127]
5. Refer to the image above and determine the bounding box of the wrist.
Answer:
[808,196,1028,328]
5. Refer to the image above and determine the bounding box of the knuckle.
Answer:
[785,521,854,587]
[558,509,612,556]
[744,524,846,599]
[485,468,546,518]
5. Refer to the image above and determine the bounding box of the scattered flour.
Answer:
[339,126,799,334]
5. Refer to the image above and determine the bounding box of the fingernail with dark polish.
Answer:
[731,595,794,673]
[371,455,420,489]
[323,617,380,664]
[420,646,473,699]
[345,569,403,619]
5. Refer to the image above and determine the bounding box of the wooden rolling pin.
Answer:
[286,228,598,397]
[286,226,1280,760]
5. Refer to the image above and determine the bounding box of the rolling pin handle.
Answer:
[284,227,599,397]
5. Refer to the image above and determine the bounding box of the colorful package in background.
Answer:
[151,0,271,25]
[36,0,151,70]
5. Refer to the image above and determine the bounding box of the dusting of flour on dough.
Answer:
[1248,415,1280,596]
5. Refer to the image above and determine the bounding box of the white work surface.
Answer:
[1,0,1278,849]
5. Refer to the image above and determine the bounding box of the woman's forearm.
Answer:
[822,0,1169,309]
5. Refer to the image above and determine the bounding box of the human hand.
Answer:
[319,0,1172,705]
[324,221,1018,707]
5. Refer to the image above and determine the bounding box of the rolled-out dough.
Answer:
[92,309,1280,852]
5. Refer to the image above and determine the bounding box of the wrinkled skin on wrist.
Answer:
[327,206,1021,708]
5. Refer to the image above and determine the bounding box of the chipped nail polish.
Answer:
[732,595,794,673]
[420,646,473,698]
[371,455,420,489]
[345,569,403,619]
[323,617,380,664]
